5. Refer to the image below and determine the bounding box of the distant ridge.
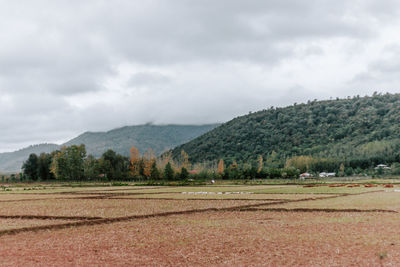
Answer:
[64,124,220,158]
[0,124,219,172]
[0,144,59,173]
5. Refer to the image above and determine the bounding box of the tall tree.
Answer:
[257,155,263,173]
[164,162,174,180]
[100,149,129,180]
[50,145,86,180]
[180,149,190,169]
[84,155,100,179]
[22,153,39,180]
[37,153,53,180]
[143,148,156,178]
[217,159,225,176]
[129,146,140,177]
[150,161,160,180]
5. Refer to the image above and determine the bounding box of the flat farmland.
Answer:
[0,183,399,266]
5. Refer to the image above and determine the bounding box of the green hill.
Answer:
[0,124,219,172]
[64,124,220,158]
[0,144,60,173]
[171,93,400,168]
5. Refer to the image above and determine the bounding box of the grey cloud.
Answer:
[0,0,399,151]
[350,44,400,87]
[127,72,171,87]
[90,0,378,65]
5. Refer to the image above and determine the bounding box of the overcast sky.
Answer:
[1,0,400,152]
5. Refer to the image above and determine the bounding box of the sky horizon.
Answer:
[1,1,400,152]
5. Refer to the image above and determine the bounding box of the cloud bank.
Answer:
[0,0,400,151]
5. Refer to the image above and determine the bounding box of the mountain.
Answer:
[0,124,219,172]
[0,144,60,173]
[64,124,220,158]
[171,93,400,167]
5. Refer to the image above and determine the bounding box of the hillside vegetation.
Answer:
[0,124,218,172]
[172,93,400,170]
[65,124,219,158]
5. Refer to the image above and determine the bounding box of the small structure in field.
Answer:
[299,173,311,179]
[375,164,391,170]
[319,172,336,178]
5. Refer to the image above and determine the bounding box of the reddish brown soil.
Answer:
[0,211,399,266]
[0,188,398,266]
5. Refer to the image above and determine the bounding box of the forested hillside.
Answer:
[65,124,219,157]
[0,124,219,172]
[172,93,400,169]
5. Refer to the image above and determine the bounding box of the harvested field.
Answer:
[1,210,400,266]
[0,198,274,217]
[271,191,400,211]
[1,183,400,266]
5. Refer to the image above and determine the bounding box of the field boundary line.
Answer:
[0,215,103,220]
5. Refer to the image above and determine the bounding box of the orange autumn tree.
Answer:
[180,149,190,169]
[129,146,140,177]
[257,155,263,173]
[217,159,224,176]
[143,148,155,178]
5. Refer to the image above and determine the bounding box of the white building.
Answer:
[375,164,391,170]
[319,172,336,177]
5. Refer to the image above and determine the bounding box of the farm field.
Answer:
[0,182,399,266]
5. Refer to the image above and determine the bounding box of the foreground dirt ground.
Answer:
[0,184,398,266]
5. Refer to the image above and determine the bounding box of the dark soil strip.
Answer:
[0,215,103,220]
[237,208,397,213]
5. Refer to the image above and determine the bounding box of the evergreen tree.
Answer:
[22,153,39,180]
[180,167,189,180]
[164,162,174,180]
[150,161,160,180]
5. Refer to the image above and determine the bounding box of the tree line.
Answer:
[22,145,400,182]
[21,145,192,181]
